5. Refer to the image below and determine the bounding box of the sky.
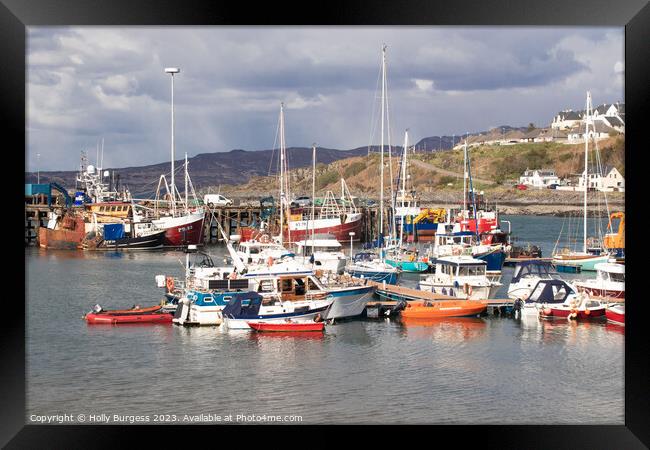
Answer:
[26,26,624,171]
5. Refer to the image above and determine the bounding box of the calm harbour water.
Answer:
[25,215,623,424]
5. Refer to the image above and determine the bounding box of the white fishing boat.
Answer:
[573,262,625,300]
[418,255,502,300]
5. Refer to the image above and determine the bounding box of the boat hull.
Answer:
[38,216,86,249]
[325,286,375,320]
[541,305,606,320]
[474,248,506,271]
[385,259,429,273]
[153,213,205,247]
[85,312,173,324]
[247,321,325,332]
[552,254,610,272]
[605,307,625,325]
[347,269,399,285]
[223,305,331,330]
[96,231,166,251]
[285,215,363,244]
[400,300,487,319]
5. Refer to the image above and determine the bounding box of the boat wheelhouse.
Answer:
[418,255,501,300]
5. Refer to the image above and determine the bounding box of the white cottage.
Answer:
[519,169,561,188]
[578,165,625,192]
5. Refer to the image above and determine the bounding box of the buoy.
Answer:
[584,308,591,316]
[166,276,175,292]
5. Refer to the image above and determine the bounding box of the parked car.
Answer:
[515,184,528,190]
[547,184,559,189]
[203,194,233,207]
[290,196,311,207]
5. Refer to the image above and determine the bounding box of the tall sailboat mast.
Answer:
[463,136,468,214]
[311,144,316,256]
[583,91,591,254]
[379,44,387,239]
[279,102,285,246]
[399,129,409,246]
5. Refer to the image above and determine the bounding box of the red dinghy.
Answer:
[86,311,173,324]
[247,321,325,332]
[84,304,172,324]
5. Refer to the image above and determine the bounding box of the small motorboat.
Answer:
[247,320,325,332]
[605,303,625,325]
[396,299,487,319]
[84,304,173,324]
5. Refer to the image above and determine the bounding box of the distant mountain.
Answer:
[24,125,532,195]
[25,146,369,195]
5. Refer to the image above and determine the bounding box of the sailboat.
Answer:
[385,130,429,272]
[345,45,400,283]
[552,91,611,271]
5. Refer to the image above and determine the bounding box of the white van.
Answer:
[203,194,233,207]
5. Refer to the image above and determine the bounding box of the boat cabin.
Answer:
[236,241,289,263]
[253,275,327,301]
[526,279,575,304]
[594,263,625,283]
[86,202,132,222]
[432,256,487,278]
[511,260,558,284]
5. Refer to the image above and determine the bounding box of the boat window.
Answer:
[241,299,251,307]
[586,300,600,308]
[610,272,625,283]
[308,278,320,291]
[258,280,274,292]
[250,247,260,254]
[280,279,293,292]
[100,206,105,212]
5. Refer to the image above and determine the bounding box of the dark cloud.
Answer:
[27,26,623,171]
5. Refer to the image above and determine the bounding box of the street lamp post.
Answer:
[164,67,180,214]
[349,232,356,263]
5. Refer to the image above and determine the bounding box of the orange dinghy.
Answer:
[399,300,487,319]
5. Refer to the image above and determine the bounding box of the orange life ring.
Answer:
[166,276,175,292]
[463,283,473,297]
[228,271,238,280]
[584,308,591,316]
[267,256,274,267]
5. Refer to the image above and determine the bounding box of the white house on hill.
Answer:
[519,169,561,188]
[577,165,625,192]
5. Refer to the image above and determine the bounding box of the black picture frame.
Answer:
[6,0,647,447]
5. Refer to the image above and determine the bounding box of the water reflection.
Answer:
[399,317,487,342]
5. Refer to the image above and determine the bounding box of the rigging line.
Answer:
[268,110,281,177]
